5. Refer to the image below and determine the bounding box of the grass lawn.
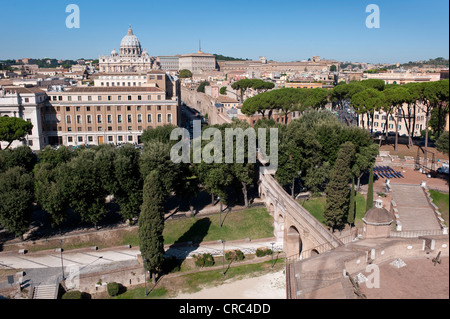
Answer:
[429,190,449,226]
[120,207,274,247]
[163,207,274,245]
[111,257,285,299]
[299,193,367,228]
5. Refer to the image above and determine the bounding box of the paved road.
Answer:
[0,238,283,289]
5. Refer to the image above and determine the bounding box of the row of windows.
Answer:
[51,94,163,102]
[101,82,144,87]
[66,113,172,124]
[66,126,144,132]
[60,105,169,112]
[361,122,424,130]
[373,114,425,121]
[67,135,135,143]
[99,76,148,80]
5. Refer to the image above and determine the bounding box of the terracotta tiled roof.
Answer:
[363,207,394,225]
[218,96,239,103]
[2,86,45,94]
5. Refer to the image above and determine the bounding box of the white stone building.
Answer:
[178,50,216,74]
[99,26,157,73]
[0,86,46,150]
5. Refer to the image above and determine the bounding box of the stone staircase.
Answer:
[31,284,58,299]
[391,184,442,232]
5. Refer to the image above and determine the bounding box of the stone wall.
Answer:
[343,236,449,276]
[77,263,146,295]
[290,235,449,298]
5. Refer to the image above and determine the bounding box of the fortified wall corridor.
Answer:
[258,173,343,259]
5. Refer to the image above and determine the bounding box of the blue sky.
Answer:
[0,0,448,63]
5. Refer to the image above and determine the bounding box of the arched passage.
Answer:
[286,225,302,258]
[268,202,275,217]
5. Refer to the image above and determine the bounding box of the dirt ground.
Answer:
[379,143,449,161]
[359,256,449,299]
[173,269,286,299]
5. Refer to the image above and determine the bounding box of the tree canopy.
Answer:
[0,117,33,150]
[179,69,193,78]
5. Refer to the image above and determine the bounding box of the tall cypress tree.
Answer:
[366,166,374,212]
[138,171,165,280]
[324,142,355,231]
[347,177,356,228]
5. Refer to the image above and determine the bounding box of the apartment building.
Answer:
[358,104,428,137]
[44,83,180,147]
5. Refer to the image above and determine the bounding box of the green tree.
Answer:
[324,142,355,231]
[351,88,386,134]
[383,86,411,151]
[197,81,210,93]
[366,166,374,212]
[220,86,227,95]
[0,146,37,173]
[419,80,449,151]
[34,162,72,228]
[330,65,337,72]
[347,178,356,227]
[114,144,143,223]
[179,69,192,78]
[140,141,178,197]
[37,145,73,167]
[93,144,118,195]
[139,172,165,280]
[0,117,33,150]
[436,131,449,155]
[67,150,107,229]
[231,79,253,102]
[251,79,275,94]
[141,124,178,146]
[0,166,34,239]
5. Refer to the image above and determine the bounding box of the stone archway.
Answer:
[268,202,275,217]
[286,225,302,258]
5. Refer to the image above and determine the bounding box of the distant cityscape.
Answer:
[0,23,448,303]
[0,26,448,151]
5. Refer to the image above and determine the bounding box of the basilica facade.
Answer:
[99,26,158,73]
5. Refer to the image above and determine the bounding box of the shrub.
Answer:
[193,253,215,267]
[225,250,245,262]
[107,282,120,297]
[256,247,273,257]
[225,250,234,261]
[235,249,245,261]
[62,290,82,299]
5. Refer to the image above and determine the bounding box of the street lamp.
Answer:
[59,240,65,280]
[218,197,222,228]
[270,242,275,268]
[217,240,225,276]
